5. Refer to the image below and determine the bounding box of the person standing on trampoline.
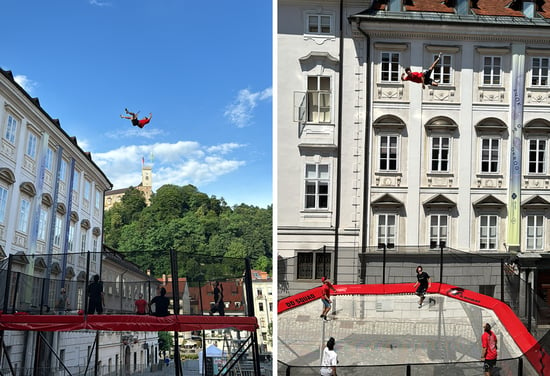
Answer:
[209,281,225,316]
[87,274,104,314]
[401,53,442,89]
[481,323,498,376]
[413,265,431,308]
[320,277,337,321]
[320,337,338,376]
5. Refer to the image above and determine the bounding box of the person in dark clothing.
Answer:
[87,274,104,314]
[413,265,432,308]
[150,287,170,317]
[209,281,225,316]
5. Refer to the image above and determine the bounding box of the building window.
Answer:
[54,216,63,246]
[379,135,398,171]
[307,76,331,123]
[483,56,501,85]
[68,223,75,252]
[532,57,549,86]
[526,215,544,250]
[17,198,31,233]
[258,302,264,312]
[377,214,396,246]
[305,164,329,209]
[81,231,88,252]
[479,215,498,250]
[480,138,500,173]
[297,252,331,280]
[38,208,49,241]
[433,54,452,84]
[381,52,400,82]
[59,160,67,182]
[95,190,101,210]
[528,139,546,174]
[431,136,450,172]
[430,214,448,247]
[45,148,54,170]
[84,180,91,201]
[0,186,8,223]
[26,132,38,159]
[5,115,17,144]
[306,14,332,35]
[72,170,80,192]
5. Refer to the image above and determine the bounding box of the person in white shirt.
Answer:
[320,337,337,376]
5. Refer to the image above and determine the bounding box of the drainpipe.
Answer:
[354,19,372,284]
[333,0,345,284]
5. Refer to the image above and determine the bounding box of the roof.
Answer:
[354,0,550,26]
[0,68,112,190]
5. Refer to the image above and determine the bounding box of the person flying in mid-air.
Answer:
[401,52,442,89]
[120,108,152,128]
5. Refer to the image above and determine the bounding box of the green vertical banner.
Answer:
[507,47,525,250]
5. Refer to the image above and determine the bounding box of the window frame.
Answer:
[380,52,401,83]
[296,251,332,280]
[430,136,451,173]
[482,56,502,85]
[526,214,544,251]
[0,186,8,224]
[531,57,549,87]
[306,75,332,124]
[429,214,448,247]
[304,163,330,210]
[305,13,333,36]
[379,134,399,172]
[479,214,498,251]
[433,53,452,85]
[377,213,397,246]
[480,137,500,173]
[17,198,31,233]
[5,115,18,144]
[527,138,547,174]
[26,132,38,159]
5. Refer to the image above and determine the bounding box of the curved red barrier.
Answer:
[278,282,550,373]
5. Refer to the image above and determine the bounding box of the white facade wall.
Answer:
[277,1,550,286]
[0,69,111,372]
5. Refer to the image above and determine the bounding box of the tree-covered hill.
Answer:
[103,184,272,277]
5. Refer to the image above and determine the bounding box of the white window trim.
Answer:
[478,214,499,251]
[304,11,335,36]
[479,137,501,174]
[378,134,400,172]
[429,135,452,173]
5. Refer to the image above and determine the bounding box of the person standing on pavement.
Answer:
[320,277,337,321]
[320,337,337,376]
[413,265,431,308]
[481,323,498,376]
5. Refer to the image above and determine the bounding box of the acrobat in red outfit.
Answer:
[401,53,441,89]
[120,109,152,128]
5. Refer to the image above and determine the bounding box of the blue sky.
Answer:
[1,0,272,208]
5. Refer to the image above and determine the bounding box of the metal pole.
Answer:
[3,255,13,313]
[244,258,261,376]
[501,258,505,302]
[169,250,182,376]
[439,243,444,291]
[382,244,386,284]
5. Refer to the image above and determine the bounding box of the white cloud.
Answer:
[106,127,165,140]
[93,141,246,190]
[224,87,272,128]
[89,0,111,6]
[14,75,37,94]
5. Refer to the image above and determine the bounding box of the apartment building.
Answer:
[0,67,112,372]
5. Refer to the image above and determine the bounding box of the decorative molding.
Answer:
[374,42,408,51]
[475,47,510,55]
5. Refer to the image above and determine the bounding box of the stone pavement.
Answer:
[278,294,522,367]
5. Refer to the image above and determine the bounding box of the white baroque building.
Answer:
[277,0,550,295]
[0,68,112,372]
